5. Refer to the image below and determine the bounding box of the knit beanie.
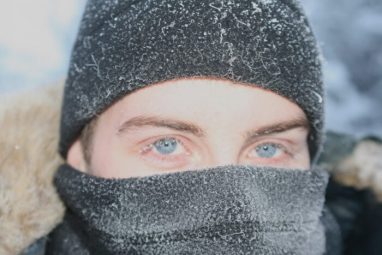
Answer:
[59,0,324,163]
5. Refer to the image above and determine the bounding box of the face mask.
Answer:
[48,164,336,255]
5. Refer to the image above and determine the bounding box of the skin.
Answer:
[67,78,310,178]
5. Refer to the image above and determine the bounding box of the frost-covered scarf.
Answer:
[47,164,341,255]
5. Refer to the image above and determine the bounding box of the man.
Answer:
[54,0,332,252]
[1,0,381,254]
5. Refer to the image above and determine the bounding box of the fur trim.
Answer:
[0,84,65,255]
[333,139,382,201]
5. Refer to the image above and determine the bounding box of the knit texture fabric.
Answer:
[47,164,335,255]
[59,0,324,161]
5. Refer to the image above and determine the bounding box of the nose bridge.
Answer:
[206,140,240,167]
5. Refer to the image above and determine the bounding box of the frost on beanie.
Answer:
[59,0,324,162]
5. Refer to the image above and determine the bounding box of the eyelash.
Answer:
[139,136,190,161]
[139,136,294,162]
[249,142,294,159]
[268,143,290,154]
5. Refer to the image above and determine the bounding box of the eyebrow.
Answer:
[117,115,310,143]
[241,116,310,148]
[118,115,205,137]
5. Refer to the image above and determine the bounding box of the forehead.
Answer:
[101,78,307,130]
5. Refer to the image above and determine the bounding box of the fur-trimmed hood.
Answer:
[0,84,381,255]
[0,84,65,255]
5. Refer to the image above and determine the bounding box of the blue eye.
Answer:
[153,137,178,155]
[255,143,279,158]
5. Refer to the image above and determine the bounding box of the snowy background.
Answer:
[0,0,381,138]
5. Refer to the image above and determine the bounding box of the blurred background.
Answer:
[0,0,381,138]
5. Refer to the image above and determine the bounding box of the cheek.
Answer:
[304,149,311,168]
[90,125,118,177]
[91,130,150,178]
[295,146,310,169]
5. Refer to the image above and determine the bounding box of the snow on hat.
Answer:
[59,0,325,163]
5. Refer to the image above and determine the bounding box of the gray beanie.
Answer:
[60,0,325,163]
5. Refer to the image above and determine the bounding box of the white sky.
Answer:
[0,0,85,91]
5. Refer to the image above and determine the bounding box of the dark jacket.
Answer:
[0,84,381,255]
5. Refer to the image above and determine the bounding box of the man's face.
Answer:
[67,78,310,178]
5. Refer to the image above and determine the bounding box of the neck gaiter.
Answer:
[47,164,336,255]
